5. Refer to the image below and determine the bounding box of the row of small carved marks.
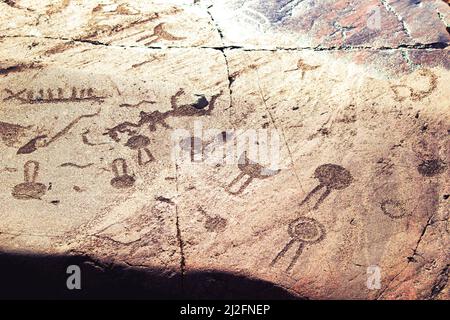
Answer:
[3,87,106,104]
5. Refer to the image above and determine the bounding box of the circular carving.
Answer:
[380,199,408,219]
[314,164,353,190]
[288,217,325,243]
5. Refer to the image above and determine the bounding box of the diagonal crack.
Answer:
[410,214,435,259]
[429,264,449,299]
[377,210,443,299]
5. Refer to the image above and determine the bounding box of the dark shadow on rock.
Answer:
[0,251,302,300]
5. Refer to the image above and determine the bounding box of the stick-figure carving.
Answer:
[270,217,325,272]
[125,135,155,166]
[299,164,353,210]
[225,152,280,195]
[136,22,186,46]
[285,58,321,79]
[110,158,135,189]
[12,161,47,200]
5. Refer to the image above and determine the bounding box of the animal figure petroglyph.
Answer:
[225,152,280,195]
[104,90,222,142]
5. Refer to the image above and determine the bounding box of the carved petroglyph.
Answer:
[299,164,353,210]
[0,121,31,147]
[271,217,325,272]
[380,199,409,219]
[391,69,438,102]
[285,58,321,79]
[125,135,155,166]
[17,110,100,154]
[119,100,156,108]
[110,158,135,189]
[136,22,186,46]
[105,90,223,142]
[417,159,446,177]
[179,136,204,162]
[81,129,109,146]
[91,2,140,16]
[0,62,42,77]
[198,206,227,233]
[3,87,106,104]
[225,152,280,195]
[59,162,94,169]
[236,2,270,31]
[11,160,47,200]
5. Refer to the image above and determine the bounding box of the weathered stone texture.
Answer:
[0,0,448,299]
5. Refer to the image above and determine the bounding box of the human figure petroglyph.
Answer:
[17,110,100,154]
[225,152,280,195]
[299,164,353,210]
[3,87,106,104]
[125,135,155,166]
[270,217,325,272]
[110,158,135,189]
[104,90,223,142]
[12,160,47,200]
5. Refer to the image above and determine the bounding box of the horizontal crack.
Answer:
[1,34,448,52]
